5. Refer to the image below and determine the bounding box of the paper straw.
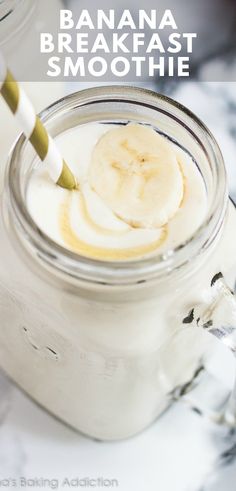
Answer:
[0,53,77,190]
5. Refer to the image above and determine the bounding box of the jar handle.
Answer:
[176,272,236,426]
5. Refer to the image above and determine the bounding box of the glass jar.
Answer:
[0,86,236,440]
[0,0,64,73]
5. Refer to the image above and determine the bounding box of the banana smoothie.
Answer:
[19,121,214,439]
[27,123,207,260]
[1,88,236,440]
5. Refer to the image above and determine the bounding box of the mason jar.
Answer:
[0,86,236,440]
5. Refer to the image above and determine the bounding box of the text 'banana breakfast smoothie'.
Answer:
[27,123,207,260]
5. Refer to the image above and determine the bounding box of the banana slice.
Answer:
[89,124,184,228]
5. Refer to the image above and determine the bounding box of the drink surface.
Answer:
[27,122,207,261]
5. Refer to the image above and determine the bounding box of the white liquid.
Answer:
[27,123,207,261]
[1,119,235,440]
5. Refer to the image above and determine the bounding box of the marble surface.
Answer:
[1,72,236,491]
[0,347,236,491]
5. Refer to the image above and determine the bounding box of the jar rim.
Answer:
[6,85,228,286]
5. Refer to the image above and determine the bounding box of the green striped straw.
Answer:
[0,52,77,190]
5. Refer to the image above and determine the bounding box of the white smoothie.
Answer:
[27,122,207,261]
[1,104,235,440]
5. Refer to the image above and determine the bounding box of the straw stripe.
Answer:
[16,88,36,138]
[57,160,77,189]
[1,70,19,113]
[0,51,77,190]
[44,136,64,182]
[30,116,49,161]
